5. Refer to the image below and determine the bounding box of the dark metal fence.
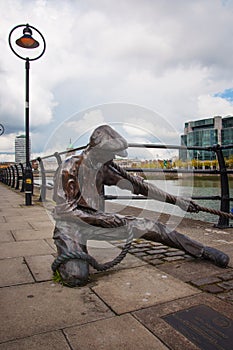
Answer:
[0,142,232,228]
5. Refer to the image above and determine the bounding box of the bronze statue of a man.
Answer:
[53,125,229,286]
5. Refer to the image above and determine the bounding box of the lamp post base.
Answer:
[24,165,33,206]
[25,192,32,206]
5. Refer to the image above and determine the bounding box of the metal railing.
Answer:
[0,143,232,228]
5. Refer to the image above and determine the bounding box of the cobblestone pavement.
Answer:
[115,239,233,304]
[116,239,194,264]
[190,270,233,303]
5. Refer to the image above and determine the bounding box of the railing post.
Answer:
[10,165,15,188]
[37,157,46,202]
[212,144,230,228]
[2,169,6,184]
[30,162,34,196]
[5,168,8,184]
[7,167,11,186]
[14,164,20,190]
[19,163,25,192]
[3,169,6,184]
[6,167,8,185]
[54,152,62,166]
[0,169,3,183]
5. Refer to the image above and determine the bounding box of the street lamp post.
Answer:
[9,24,46,205]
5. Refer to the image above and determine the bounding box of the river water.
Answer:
[40,174,233,224]
[105,176,233,224]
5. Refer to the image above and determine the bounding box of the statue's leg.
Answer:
[52,212,229,287]
[127,218,229,268]
[53,221,89,287]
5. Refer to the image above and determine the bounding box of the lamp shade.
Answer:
[16,26,39,49]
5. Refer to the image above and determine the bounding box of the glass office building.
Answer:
[180,116,233,161]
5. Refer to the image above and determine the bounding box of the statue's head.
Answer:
[87,125,128,162]
[53,125,128,204]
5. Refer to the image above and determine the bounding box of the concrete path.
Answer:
[0,183,233,349]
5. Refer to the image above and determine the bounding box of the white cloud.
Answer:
[122,124,149,137]
[0,133,15,153]
[197,95,233,118]
[1,0,233,161]
[65,109,105,136]
[0,154,14,162]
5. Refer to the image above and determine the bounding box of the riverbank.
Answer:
[143,172,233,180]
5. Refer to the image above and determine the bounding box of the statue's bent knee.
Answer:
[53,222,90,286]
[58,259,89,287]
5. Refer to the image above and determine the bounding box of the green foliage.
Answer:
[53,269,77,288]
[53,269,63,284]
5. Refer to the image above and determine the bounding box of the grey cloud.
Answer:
[1,0,233,160]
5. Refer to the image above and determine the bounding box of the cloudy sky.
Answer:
[1,0,233,161]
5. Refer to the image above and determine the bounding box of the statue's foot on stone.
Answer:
[59,259,89,287]
[202,247,229,268]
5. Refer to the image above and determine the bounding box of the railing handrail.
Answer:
[1,142,233,228]
[31,142,233,161]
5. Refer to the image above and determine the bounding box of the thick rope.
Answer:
[192,205,233,220]
[110,161,233,220]
[52,231,133,273]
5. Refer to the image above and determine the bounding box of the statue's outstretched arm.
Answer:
[106,163,199,213]
[54,202,126,228]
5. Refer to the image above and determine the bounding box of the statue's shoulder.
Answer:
[61,155,83,169]
[54,155,83,180]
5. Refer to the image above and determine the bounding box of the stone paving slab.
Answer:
[30,221,55,230]
[0,221,34,230]
[0,230,15,242]
[45,238,56,250]
[133,293,233,350]
[0,208,24,216]
[88,243,147,275]
[0,195,22,204]
[0,282,114,343]
[92,265,200,314]
[0,257,34,287]
[177,226,233,247]
[25,254,54,282]
[157,259,229,282]
[18,209,54,219]
[176,222,233,247]
[64,313,169,350]
[0,240,55,259]
[0,330,71,350]
[12,228,53,241]
[3,215,49,223]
